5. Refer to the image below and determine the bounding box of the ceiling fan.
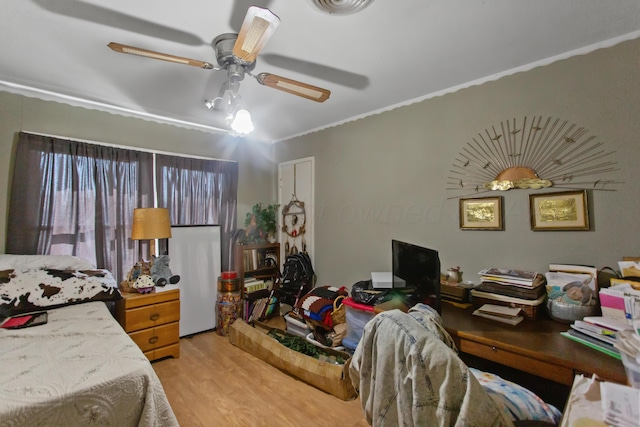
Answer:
[108,6,331,134]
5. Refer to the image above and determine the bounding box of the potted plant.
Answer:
[243,202,280,244]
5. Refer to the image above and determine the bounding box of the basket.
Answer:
[330,295,347,325]
[471,290,545,320]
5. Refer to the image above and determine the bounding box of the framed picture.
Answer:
[529,190,589,231]
[459,196,504,230]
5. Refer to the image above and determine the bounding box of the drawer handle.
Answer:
[492,346,497,352]
[149,336,159,344]
[150,313,160,321]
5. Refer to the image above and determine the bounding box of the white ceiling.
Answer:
[2,1,640,143]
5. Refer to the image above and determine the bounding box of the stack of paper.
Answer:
[479,268,541,287]
[561,374,640,427]
[472,303,523,326]
[561,316,626,360]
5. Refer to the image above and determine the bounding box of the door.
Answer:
[278,157,314,266]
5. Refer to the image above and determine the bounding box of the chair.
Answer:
[349,304,561,427]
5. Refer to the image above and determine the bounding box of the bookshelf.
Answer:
[234,242,280,321]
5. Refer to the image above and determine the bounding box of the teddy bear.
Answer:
[150,255,180,287]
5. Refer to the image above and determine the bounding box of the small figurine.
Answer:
[133,274,155,294]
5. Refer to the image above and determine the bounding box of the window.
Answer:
[7,132,237,281]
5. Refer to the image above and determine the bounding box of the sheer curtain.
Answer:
[7,132,154,281]
[155,154,238,270]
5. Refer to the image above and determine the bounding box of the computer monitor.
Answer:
[392,239,441,312]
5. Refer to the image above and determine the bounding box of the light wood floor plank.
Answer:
[153,329,369,427]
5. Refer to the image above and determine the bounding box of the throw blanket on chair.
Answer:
[349,304,514,427]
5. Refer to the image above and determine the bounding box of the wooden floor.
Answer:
[152,329,369,427]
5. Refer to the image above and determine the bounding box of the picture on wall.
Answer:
[529,190,589,231]
[459,196,504,230]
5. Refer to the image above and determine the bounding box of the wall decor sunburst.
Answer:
[447,116,621,199]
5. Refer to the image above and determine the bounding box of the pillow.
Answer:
[0,254,96,270]
[0,267,121,317]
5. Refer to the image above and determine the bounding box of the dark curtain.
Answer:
[155,154,238,270]
[7,132,154,281]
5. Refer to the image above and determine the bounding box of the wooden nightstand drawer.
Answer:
[459,339,575,385]
[144,343,180,361]
[116,288,181,361]
[124,300,180,332]
[129,321,179,353]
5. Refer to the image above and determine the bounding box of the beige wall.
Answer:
[0,93,277,254]
[2,38,639,286]
[275,38,640,288]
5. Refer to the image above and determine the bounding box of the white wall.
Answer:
[274,38,640,289]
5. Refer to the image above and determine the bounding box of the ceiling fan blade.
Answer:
[232,6,280,64]
[255,73,330,103]
[108,42,214,69]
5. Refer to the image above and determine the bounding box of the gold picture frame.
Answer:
[459,196,504,230]
[529,190,589,231]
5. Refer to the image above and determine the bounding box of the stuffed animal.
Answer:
[151,255,180,287]
[133,274,155,294]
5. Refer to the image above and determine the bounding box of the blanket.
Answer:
[349,304,513,427]
[0,301,178,426]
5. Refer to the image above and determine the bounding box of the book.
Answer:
[582,316,631,332]
[547,264,597,294]
[570,322,617,346]
[477,303,523,318]
[477,280,546,300]
[478,268,539,287]
[473,308,523,325]
[561,330,621,360]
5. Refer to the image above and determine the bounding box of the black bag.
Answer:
[351,280,393,306]
[277,252,316,307]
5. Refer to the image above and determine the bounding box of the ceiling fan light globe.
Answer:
[230,109,254,135]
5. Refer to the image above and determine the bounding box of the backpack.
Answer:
[277,252,316,307]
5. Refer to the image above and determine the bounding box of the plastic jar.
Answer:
[216,271,242,336]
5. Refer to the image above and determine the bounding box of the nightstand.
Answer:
[115,287,180,361]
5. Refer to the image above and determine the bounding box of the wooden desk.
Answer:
[441,302,626,386]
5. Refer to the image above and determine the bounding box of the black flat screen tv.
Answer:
[392,239,441,313]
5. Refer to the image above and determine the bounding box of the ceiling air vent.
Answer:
[309,0,374,15]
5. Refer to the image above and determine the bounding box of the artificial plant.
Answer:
[243,202,280,243]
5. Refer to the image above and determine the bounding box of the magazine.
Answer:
[478,268,538,286]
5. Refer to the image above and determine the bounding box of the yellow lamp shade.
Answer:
[131,208,172,240]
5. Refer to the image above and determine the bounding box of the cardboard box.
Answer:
[370,272,407,289]
[229,319,357,401]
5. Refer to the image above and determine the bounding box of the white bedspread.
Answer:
[0,302,178,426]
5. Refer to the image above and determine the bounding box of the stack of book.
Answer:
[472,303,524,325]
[561,316,627,360]
[477,267,546,299]
[471,268,546,319]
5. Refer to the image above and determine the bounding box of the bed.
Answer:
[0,255,178,426]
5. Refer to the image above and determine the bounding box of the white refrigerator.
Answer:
[168,225,221,336]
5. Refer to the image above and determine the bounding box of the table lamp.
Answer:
[131,207,172,262]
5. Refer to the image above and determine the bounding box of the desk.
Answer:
[441,302,626,386]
